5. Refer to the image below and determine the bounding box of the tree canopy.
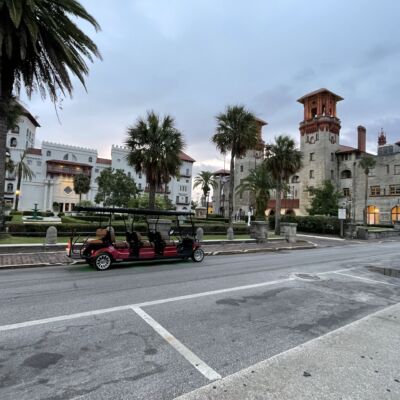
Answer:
[73,173,91,202]
[126,111,184,210]
[307,180,341,216]
[95,169,137,208]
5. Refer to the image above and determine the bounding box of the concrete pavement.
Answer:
[1,242,400,399]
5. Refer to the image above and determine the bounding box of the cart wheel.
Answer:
[191,248,204,262]
[94,253,112,270]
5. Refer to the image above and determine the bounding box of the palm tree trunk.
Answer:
[14,165,22,211]
[364,173,368,225]
[79,193,82,203]
[205,192,209,219]
[275,182,282,235]
[0,115,7,231]
[149,183,156,210]
[228,154,235,226]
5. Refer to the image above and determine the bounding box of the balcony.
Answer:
[46,160,92,177]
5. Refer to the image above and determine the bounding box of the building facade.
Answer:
[5,109,195,212]
[213,88,400,224]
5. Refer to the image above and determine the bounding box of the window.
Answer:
[176,196,179,203]
[186,168,190,176]
[368,168,375,177]
[64,186,73,195]
[139,173,142,179]
[37,161,42,166]
[63,154,69,160]
[331,153,334,162]
[311,107,317,118]
[7,183,13,192]
[316,133,319,141]
[127,172,131,178]
[367,205,380,225]
[27,159,32,165]
[291,175,300,183]
[185,196,188,204]
[343,188,350,197]
[389,185,400,195]
[330,170,334,179]
[95,168,99,173]
[391,206,400,223]
[11,126,19,134]
[240,165,244,172]
[394,165,400,175]
[309,170,314,179]
[340,170,352,179]
[138,183,142,190]
[10,137,17,147]
[89,157,93,163]
[386,165,390,174]
[65,203,70,212]
[46,150,51,157]
[72,154,77,161]
[309,153,315,161]
[370,186,381,196]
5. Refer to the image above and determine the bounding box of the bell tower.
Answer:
[297,88,343,213]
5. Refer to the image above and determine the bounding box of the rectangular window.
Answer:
[185,196,188,203]
[330,170,334,179]
[240,165,244,172]
[185,168,190,176]
[368,168,375,176]
[331,153,334,162]
[138,183,142,190]
[389,185,400,195]
[370,186,381,196]
[343,188,350,197]
[386,165,390,174]
[394,165,400,175]
[310,153,315,161]
[176,196,179,203]
[309,170,314,179]
[65,203,70,212]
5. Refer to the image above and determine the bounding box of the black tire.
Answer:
[191,248,204,262]
[94,253,112,270]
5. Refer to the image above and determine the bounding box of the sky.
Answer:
[24,0,400,200]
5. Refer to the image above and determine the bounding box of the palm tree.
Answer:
[265,135,303,235]
[212,105,258,225]
[236,163,274,220]
[125,111,185,210]
[0,0,101,228]
[193,171,218,219]
[13,151,35,211]
[359,155,376,225]
[73,173,91,203]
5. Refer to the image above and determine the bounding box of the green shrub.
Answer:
[268,215,342,234]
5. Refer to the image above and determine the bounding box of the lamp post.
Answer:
[15,189,20,211]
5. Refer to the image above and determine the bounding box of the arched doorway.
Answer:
[285,209,295,216]
[268,209,275,216]
[391,206,400,223]
[366,205,380,225]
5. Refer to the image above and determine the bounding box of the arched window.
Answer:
[366,205,380,225]
[10,137,17,147]
[340,170,352,179]
[7,183,13,192]
[72,154,77,161]
[46,150,51,157]
[391,206,400,223]
[88,156,93,163]
[291,175,300,183]
[63,154,69,160]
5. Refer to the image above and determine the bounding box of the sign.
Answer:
[338,208,346,220]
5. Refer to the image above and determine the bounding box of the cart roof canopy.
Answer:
[74,206,194,217]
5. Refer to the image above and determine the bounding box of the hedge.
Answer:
[268,215,342,234]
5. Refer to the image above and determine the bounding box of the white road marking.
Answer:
[333,271,399,286]
[0,277,295,332]
[132,306,221,381]
[296,234,345,241]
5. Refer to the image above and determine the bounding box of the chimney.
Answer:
[378,128,386,146]
[357,125,366,152]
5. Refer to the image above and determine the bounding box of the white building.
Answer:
[5,108,195,212]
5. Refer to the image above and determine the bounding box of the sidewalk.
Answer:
[176,302,400,400]
[0,240,316,269]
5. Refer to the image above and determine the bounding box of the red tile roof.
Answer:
[26,148,42,156]
[297,88,344,104]
[96,157,112,165]
[214,169,230,175]
[179,151,195,163]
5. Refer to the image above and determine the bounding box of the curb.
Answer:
[0,243,318,270]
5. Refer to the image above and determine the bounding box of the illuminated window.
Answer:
[366,205,380,225]
[391,206,400,223]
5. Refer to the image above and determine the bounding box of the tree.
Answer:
[73,173,91,202]
[212,105,258,225]
[359,155,376,225]
[13,150,35,211]
[125,111,184,210]
[265,135,303,235]
[0,0,101,229]
[236,163,274,219]
[193,171,218,219]
[95,169,137,207]
[307,180,341,216]
[129,193,174,210]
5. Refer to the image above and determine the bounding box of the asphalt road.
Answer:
[1,241,400,399]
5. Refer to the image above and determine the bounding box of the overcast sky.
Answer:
[24,0,400,199]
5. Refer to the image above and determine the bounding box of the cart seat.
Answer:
[86,239,103,244]
[136,232,153,247]
[114,241,129,249]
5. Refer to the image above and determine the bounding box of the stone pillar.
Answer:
[45,226,58,245]
[250,221,268,243]
[280,222,297,243]
[43,180,48,210]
